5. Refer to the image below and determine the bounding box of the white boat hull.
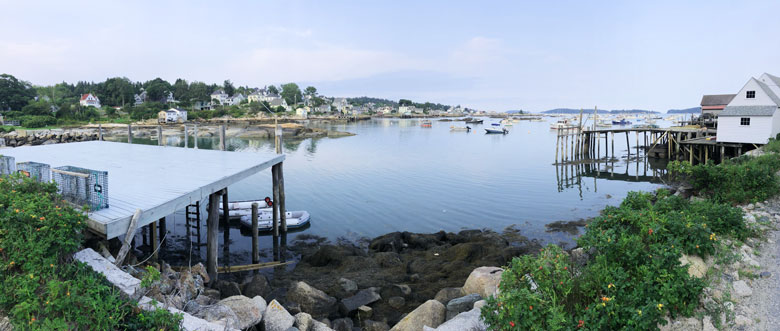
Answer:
[239,211,311,231]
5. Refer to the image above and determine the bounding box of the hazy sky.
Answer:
[1,1,779,112]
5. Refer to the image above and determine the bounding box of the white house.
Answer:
[229,93,246,106]
[210,90,229,105]
[315,105,331,113]
[269,97,289,111]
[332,98,349,113]
[296,106,309,119]
[162,108,188,123]
[717,73,780,144]
[79,93,101,108]
[398,106,413,115]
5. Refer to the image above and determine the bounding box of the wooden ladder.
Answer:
[185,201,203,248]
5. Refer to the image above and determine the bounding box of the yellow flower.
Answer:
[601,302,606,307]
[608,283,615,289]
[709,233,717,241]
[657,303,664,310]
[702,223,706,228]
[637,310,642,315]
[29,274,34,279]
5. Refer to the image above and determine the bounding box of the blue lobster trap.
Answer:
[52,166,109,211]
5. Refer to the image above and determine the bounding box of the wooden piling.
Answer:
[157,125,163,146]
[158,217,166,247]
[626,132,630,156]
[597,132,601,159]
[127,124,133,144]
[251,203,259,264]
[219,125,226,151]
[194,125,199,149]
[272,164,280,247]
[184,125,189,148]
[222,189,229,225]
[98,124,103,141]
[207,192,219,283]
[150,221,158,261]
[610,132,614,158]
[555,130,560,163]
[278,162,287,233]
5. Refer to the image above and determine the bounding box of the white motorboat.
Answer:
[485,127,509,134]
[239,210,311,231]
[450,126,471,132]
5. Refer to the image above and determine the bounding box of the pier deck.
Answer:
[0,141,284,239]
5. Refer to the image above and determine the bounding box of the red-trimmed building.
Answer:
[700,94,735,116]
[79,93,101,108]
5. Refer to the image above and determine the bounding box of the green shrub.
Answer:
[0,174,182,329]
[482,190,749,330]
[668,154,780,204]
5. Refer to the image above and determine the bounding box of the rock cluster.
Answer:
[0,130,98,147]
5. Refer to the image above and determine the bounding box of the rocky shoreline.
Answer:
[0,123,354,147]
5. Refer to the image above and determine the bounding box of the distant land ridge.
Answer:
[666,107,701,114]
[542,108,660,114]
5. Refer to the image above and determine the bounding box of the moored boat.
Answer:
[421,120,432,128]
[485,127,509,134]
[450,126,471,132]
[239,210,311,231]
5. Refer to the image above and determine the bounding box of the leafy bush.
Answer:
[668,154,780,204]
[0,174,182,329]
[482,190,749,330]
[17,115,57,128]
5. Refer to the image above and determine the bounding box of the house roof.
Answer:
[720,105,778,116]
[80,93,93,101]
[269,98,286,106]
[754,78,780,106]
[211,90,226,96]
[700,94,736,106]
[765,73,780,87]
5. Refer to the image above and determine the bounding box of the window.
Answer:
[747,90,756,98]
[740,117,750,126]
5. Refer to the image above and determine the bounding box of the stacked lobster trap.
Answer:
[52,166,109,211]
[0,155,15,175]
[16,161,51,183]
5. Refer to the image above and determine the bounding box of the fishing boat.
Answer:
[465,119,483,124]
[595,120,612,128]
[550,119,578,130]
[500,119,514,126]
[450,126,471,132]
[612,119,632,125]
[491,123,501,126]
[421,120,432,128]
[485,127,509,134]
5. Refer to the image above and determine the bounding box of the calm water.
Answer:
[126,117,668,266]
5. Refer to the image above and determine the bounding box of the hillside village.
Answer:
[0,75,475,127]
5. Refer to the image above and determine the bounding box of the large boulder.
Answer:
[445,294,481,320]
[332,318,354,331]
[215,280,242,298]
[265,299,295,331]
[340,287,381,314]
[423,307,486,331]
[190,262,210,284]
[295,312,314,331]
[339,278,358,294]
[434,288,463,306]
[462,267,503,298]
[390,300,446,331]
[363,320,390,331]
[194,304,240,329]
[242,274,272,299]
[287,281,338,318]
[678,255,708,278]
[732,280,753,298]
[218,295,266,330]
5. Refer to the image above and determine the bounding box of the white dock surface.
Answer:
[1,141,284,239]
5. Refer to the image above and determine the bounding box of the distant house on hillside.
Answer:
[165,91,177,104]
[269,97,289,111]
[296,106,309,119]
[79,93,101,108]
[332,98,348,113]
[193,101,211,111]
[398,106,413,115]
[134,90,147,105]
[717,73,780,144]
[229,93,245,106]
[700,94,736,116]
[315,105,331,113]
[248,88,279,103]
[158,108,188,124]
[210,90,229,105]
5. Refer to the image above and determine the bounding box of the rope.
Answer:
[131,231,168,267]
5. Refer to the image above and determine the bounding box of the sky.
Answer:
[1,0,779,112]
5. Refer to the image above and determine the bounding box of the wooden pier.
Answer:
[1,124,292,283]
[556,125,754,165]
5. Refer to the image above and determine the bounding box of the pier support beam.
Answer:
[98,124,103,141]
[150,221,158,261]
[127,124,133,144]
[252,203,259,264]
[219,125,226,151]
[222,189,229,225]
[207,191,220,283]
[184,125,189,148]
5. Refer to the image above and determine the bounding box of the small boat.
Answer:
[465,119,483,124]
[612,119,632,125]
[491,123,500,126]
[550,119,578,130]
[595,120,612,128]
[421,120,432,128]
[485,127,509,134]
[500,119,514,126]
[450,126,471,132]
[239,210,311,231]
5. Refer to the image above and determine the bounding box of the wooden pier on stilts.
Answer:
[0,123,292,283]
[555,125,755,166]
